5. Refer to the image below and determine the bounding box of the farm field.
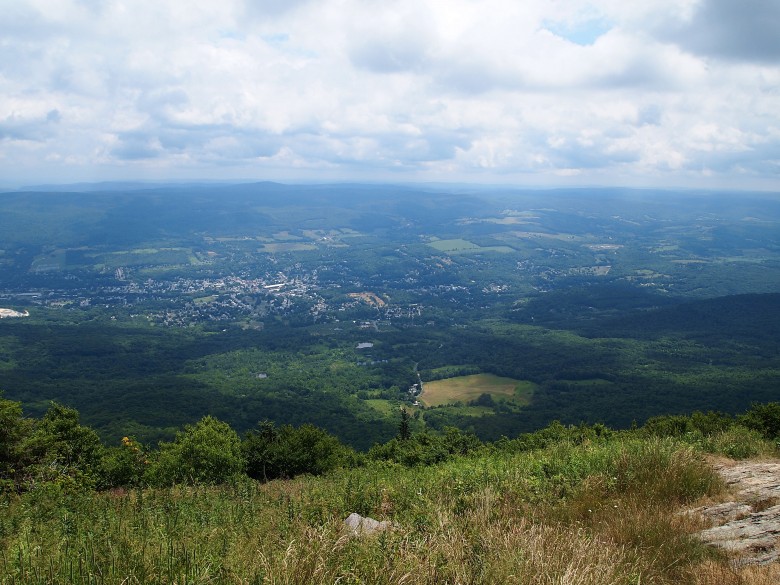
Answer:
[419,373,535,407]
[259,242,316,252]
[427,239,514,254]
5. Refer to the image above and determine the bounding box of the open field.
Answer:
[30,249,67,272]
[95,248,195,268]
[349,292,387,307]
[419,373,535,407]
[193,295,218,305]
[427,239,514,254]
[259,242,317,253]
[503,230,580,242]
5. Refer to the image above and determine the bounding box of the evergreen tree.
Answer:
[399,407,411,440]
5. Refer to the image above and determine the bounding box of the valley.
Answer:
[1,183,779,449]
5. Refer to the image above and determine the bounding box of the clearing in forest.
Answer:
[419,373,535,407]
[427,239,514,254]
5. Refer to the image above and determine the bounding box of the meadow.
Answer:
[3,435,779,584]
[426,239,514,254]
[418,373,534,407]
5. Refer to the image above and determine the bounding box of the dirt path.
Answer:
[691,459,780,566]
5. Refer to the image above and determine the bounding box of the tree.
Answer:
[399,407,411,440]
[19,402,104,489]
[739,402,780,439]
[0,394,32,491]
[100,436,148,488]
[243,421,350,481]
[147,416,243,486]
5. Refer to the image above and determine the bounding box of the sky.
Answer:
[1,0,779,189]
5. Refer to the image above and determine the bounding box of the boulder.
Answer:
[344,512,392,536]
[694,460,780,566]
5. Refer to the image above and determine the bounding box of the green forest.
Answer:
[1,290,778,449]
[4,392,780,492]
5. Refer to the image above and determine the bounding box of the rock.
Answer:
[693,459,780,566]
[714,461,780,500]
[699,505,780,566]
[689,501,753,524]
[344,512,392,536]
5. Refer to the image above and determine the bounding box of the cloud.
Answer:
[0,109,62,142]
[0,0,778,188]
[661,0,780,63]
[242,0,312,18]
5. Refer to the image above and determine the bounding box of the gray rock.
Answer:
[689,501,753,524]
[344,512,392,536]
[699,504,780,565]
[694,460,780,566]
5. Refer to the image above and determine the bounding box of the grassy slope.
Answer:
[4,437,779,585]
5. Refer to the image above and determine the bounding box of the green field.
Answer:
[95,248,194,268]
[259,242,317,253]
[31,249,67,272]
[419,373,535,407]
[364,398,399,415]
[427,239,514,254]
[193,295,218,305]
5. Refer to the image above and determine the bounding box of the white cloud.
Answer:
[0,0,778,188]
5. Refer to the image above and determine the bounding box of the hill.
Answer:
[3,397,780,584]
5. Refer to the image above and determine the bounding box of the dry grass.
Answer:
[691,560,780,585]
[255,489,643,585]
[419,373,533,407]
[4,438,771,585]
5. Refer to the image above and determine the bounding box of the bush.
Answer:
[642,415,693,437]
[701,426,776,459]
[368,428,481,466]
[100,436,148,488]
[0,395,31,491]
[146,416,244,486]
[243,422,352,481]
[18,402,104,490]
[739,402,780,439]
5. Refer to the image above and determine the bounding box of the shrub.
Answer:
[18,402,104,490]
[642,414,693,437]
[367,428,482,467]
[243,422,351,481]
[702,426,775,459]
[0,395,31,491]
[739,402,780,439]
[100,436,148,488]
[146,415,243,485]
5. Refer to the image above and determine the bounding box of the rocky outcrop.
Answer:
[693,460,780,566]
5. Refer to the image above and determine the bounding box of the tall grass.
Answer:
[699,427,777,459]
[1,438,729,584]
